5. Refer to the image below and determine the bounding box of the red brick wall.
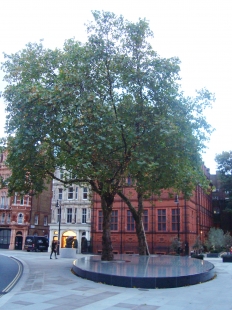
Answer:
[91,186,213,254]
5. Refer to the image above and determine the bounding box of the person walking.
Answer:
[50,240,58,259]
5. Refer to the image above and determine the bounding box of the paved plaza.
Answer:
[0,249,232,310]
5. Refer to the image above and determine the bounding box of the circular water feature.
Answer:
[72,254,215,288]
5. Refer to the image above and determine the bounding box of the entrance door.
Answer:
[15,236,23,250]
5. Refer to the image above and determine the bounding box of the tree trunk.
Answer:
[136,192,149,255]
[101,194,114,261]
[117,190,149,255]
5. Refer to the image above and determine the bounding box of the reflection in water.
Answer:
[74,254,214,278]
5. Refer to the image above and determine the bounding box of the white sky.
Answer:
[1,0,232,174]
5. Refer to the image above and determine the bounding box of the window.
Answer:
[14,194,17,204]
[67,208,72,223]
[7,213,11,224]
[34,215,39,225]
[25,196,29,205]
[74,208,77,223]
[143,210,148,231]
[58,188,63,200]
[1,213,5,224]
[111,210,118,230]
[0,196,5,209]
[98,211,103,230]
[44,216,48,226]
[127,210,135,231]
[83,187,88,200]
[172,209,179,231]
[68,187,73,200]
[82,208,87,223]
[75,187,78,199]
[158,209,166,231]
[20,196,24,205]
[60,170,64,179]
[18,213,23,224]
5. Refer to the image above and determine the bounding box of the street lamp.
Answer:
[175,195,180,254]
[56,200,61,255]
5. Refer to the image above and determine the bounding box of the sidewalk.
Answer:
[0,249,232,310]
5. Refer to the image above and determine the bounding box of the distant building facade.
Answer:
[28,182,52,238]
[211,172,232,233]
[49,169,91,253]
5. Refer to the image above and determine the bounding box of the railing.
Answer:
[0,205,8,209]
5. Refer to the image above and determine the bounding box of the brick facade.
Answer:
[91,182,213,255]
[0,151,52,250]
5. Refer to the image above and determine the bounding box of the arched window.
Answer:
[18,213,24,224]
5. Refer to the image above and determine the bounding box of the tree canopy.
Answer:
[0,11,214,260]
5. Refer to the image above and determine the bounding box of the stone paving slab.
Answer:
[0,250,232,310]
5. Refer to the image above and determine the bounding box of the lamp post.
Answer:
[56,200,61,255]
[175,195,180,254]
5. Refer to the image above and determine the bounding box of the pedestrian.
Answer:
[50,240,58,259]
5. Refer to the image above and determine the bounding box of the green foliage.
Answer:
[192,236,203,254]
[205,227,232,252]
[170,237,182,254]
[224,231,232,252]
[1,10,214,199]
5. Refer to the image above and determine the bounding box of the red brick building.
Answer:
[91,175,213,255]
[0,151,52,250]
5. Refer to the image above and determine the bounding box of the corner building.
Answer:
[0,151,52,250]
[91,172,213,255]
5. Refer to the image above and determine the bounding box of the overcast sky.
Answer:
[1,0,231,174]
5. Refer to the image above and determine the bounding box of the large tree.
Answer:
[1,11,213,260]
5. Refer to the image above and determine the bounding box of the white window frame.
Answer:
[82,208,87,224]
[34,214,39,225]
[68,187,74,200]
[58,188,63,200]
[18,213,23,224]
[75,187,78,200]
[67,208,72,223]
[83,187,88,200]
[7,213,11,224]
[1,213,5,224]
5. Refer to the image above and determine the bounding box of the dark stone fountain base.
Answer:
[72,254,215,289]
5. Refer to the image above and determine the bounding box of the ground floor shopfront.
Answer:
[0,225,29,250]
[49,223,91,254]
